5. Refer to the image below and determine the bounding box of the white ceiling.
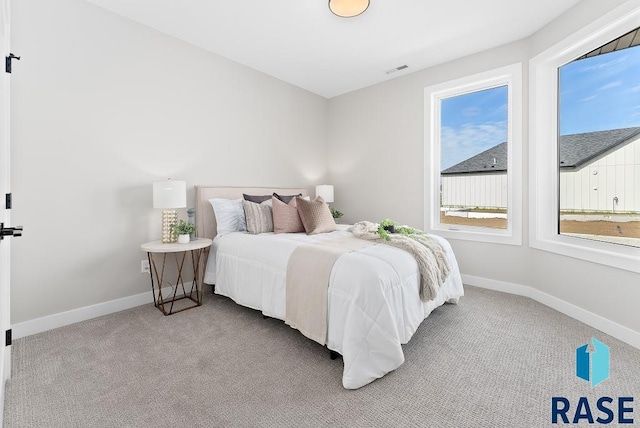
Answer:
[82,0,582,98]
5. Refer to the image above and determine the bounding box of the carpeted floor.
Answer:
[4,286,640,427]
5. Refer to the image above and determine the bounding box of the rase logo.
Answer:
[552,338,635,425]
[576,338,610,387]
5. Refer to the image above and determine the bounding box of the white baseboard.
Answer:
[11,286,192,339]
[462,274,640,350]
[12,276,640,351]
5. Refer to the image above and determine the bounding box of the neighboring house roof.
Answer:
[559,127,640,169]
[576,26,640,60]
[441,142,507,174]
[441,127,640,174]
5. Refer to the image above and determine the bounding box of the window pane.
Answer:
[558,35,640,248]
[440,86,508,229]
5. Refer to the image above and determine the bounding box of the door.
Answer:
[0,0,10,424]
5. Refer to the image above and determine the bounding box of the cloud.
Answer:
[495,103,508,113]
[440,121,507,170]
[597,81,622,91]
[462,106,481,117]
[580,55,628,72]
[631,85,640,93]
[578,95,597,103]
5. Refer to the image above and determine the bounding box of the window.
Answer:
[557,30,640,248]
[440,86,509,230]
[424,64,522,245]
[530,4,640,272]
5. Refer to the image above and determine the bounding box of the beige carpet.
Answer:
[4,286,640,427]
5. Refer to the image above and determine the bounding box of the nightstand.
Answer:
[140,238,212,315]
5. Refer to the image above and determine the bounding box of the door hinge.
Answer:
[5,53,20,73]
[5,193,11,209]
[5,329,11,346]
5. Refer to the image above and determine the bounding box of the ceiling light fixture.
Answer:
[328,0,370,18]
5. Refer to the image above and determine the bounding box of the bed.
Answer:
[196,186,464,389]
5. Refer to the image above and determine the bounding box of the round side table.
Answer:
[141,238,212,315]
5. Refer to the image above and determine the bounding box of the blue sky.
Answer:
[440,45,640,170]
[440,86,507,170]
[559,48,640,135]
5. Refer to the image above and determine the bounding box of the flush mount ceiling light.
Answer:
[329,0,370,18]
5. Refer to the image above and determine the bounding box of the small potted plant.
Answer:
[380,218,395,233]
[173,220,196,244]
[330,207,344,220]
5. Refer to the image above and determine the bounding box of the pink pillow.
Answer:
[272,196,305,234]
[296,196,337,235]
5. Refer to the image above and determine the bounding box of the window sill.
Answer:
[431,225,522,246]
[531,233,640,273]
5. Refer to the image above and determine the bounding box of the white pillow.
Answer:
[209,198,247,235]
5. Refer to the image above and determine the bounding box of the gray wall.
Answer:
[10,0,327,323]
[328,40,532,283]
[327,0,640,333]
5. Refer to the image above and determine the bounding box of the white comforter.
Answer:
[204,225,464,389]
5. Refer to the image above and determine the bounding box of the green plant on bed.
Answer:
[173,219,196,236]
[377,218,425,241]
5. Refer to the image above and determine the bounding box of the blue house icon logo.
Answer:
[576,338,610,387]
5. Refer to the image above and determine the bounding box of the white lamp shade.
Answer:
[315,184,334,203]
[153,180,187,209]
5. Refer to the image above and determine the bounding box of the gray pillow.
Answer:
[272,192,303,204]
[243,193,272,204]
[242,200,273,234]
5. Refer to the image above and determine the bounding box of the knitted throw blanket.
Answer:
[349,221,451,302]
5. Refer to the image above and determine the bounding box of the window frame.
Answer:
[424,63,523,245]
[529,3,640,273]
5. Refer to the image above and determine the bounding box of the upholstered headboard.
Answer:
[195,186,309,240]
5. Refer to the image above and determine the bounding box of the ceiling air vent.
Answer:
[385,64,408,75]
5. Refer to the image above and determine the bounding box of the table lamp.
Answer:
[315,184,334,203]
[153,179,186,243]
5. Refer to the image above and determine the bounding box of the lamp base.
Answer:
[161,209,178,243]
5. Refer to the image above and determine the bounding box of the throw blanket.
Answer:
[285,237,375,345]
[349,221,451,302]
